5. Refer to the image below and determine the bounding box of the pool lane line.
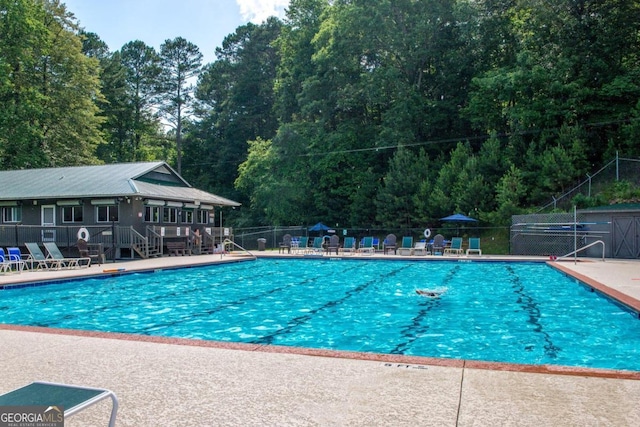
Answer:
[390,264,460,355]
[506,265,561,359]
[0,260,371,336]
[44,262,365,332]
[5,260,359,331]
[7,266,267,329]
[1,260,257,316]
[249,263,415,345]
[389,298,442,354]
[132,262,370,335]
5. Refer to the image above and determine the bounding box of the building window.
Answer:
[181,210,193,223]
[163,207,178,223]
[144,206,160,223]
[96,205,119,223]
[196,210,209,224]
[2,206,22,223]
[62,206,83,223]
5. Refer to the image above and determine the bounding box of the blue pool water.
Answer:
[1,259,639,371]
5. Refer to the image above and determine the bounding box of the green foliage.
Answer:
[604,180,640,204]
[185,19,281,206]
[571,193,608,209]
[0,0,49,168]
[0,0,104,168]
[572,180,640,208]
[157,37,202,173]
[2,0,640,232]
[375,148,430,230]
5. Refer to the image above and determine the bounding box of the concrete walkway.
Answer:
[1,253,640,426]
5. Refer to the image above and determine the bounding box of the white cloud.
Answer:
[235,0,290,23]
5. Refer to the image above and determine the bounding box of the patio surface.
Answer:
[1,252,639,426]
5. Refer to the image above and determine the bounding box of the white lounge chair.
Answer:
[43,241,91,268]
[412,241,428,256]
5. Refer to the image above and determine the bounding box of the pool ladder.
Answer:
[559,240,605,261]
[222,238,256,259]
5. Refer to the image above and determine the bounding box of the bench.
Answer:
[0,381,118,427]
[166,241,191,256]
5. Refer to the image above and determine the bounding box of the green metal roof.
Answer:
[0,162,240,207]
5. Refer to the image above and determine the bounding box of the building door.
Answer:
[41,204,56,241]
[612,216,640,259]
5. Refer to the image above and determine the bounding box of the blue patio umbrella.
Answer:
[440,213,478,222]
[440,213,478,236]
[308,222,331,232]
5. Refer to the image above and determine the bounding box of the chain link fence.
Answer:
[233,225,509,253]
[537,155,640,212]
[510,212,591,256]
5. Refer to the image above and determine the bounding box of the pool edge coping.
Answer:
[549,261,640,314]
[1,323,639,381]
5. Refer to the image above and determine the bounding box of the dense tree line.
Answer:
[1,0,639,229]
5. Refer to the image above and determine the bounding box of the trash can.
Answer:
[257,238,267,251]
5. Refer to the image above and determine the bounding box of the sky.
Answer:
[63,0,290,65]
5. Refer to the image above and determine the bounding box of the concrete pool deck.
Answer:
[1,253,640,426]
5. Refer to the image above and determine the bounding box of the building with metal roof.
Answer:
[0,162,240,259]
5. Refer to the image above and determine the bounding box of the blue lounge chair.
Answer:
[0,248,11,273]
[397,236,414,256]
[467,238,482,255]
[444,237,464,255]
[357,237,375,255]
[298,236,310,254]
[310,237,324,254]
[340,237,356,255]
[7,247,26,272]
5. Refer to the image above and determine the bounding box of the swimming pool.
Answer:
[1,259,639,371]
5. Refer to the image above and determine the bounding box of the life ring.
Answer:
[423,228,432,239]
[77,227,90,242]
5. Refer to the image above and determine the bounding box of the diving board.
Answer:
[0,381,118,426]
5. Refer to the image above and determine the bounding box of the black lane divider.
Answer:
[134,262,368,334]
[30,262,365,330]
[390,299,441,354]
[19,263,271,328]
[390,265,460,354]
[250,263,414,345]
[28,261,256,307]
[505,265,561,358]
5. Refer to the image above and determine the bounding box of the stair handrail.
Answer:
[146,227,163,257]
[126,226,147,258]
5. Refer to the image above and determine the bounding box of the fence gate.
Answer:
[612,216,640,258]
